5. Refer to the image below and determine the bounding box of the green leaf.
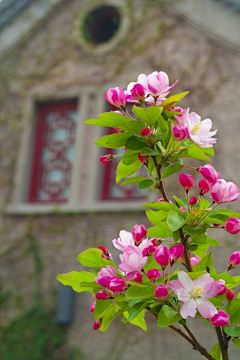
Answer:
[232,339,240,348]
[143,201,182,214]
[144,256,161,272]
[125,286,154,300]
[210,209,240,220]
[77,248,116,268]
[123,309,147,331]
[161,165,183,179]
[118,119,146,134]
[147,225,173,238]
[182,145,211,162]
[202,147,215,156]
[127,302,148,321]
[184,224,207,236]
[56,271,96,293]
[139,179,154,189]
[167,210,185,232]
[132,105,162,127]
[83,112,128,128]
[125,135,146,150]
[203,217,224,225]
[95,133,132,148]
[210,343,222,360]
[145,210,168,226]
[140,147,159,156]
[160,92,189,111]
[224,326,240,337]
[207,238,220,247]
[122,150,139,165]
[94,300,113,320]
[199,199,210,210]
[100,304,119,332]
[225,299,240,323]
[164,110,182,117]
[157,115,171,142]
[121,176,148,186]
[116,159,142,183]
[157,305,182,327]
[192,253,214,271]
[191,235,208,244]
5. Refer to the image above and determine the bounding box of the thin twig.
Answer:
[215,327,230,360]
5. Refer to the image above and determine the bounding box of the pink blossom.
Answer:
[96,290,113,300]
[140,128,151,136]
[180,206,186,213]
[138,153,148,163]
[169,244,184,266]
[126,271,143,283]
[190,256,201,267]
[155,246,170,269]
[155,285,169,300]
[211,179,240,203]
[198,164,220,184]
[210,312,230,326]
[198,179,210,196]
[228,251,240,270]
[99,154,113,164]
[224,218,240,234]
[98,246,112,261]
[175,108,217,148]
[112,230,135,251]
[172,125,189,141]
[95,266,116,287]
[93,319,102,330]
[130,83,146,102]
[142,243,156,257]
[137,71,178,99]
[226,290,234,301]
[108,277,127,294]
[157,198,173,204]
[132,224,147,245]
[147,269,161,282]
[168,271,221,319]
[90,301,96,313]
[119,245,148,272]
[105,87,127,109]
[189,196,197,206]
[216,280,227,296]
[179,174,194,191]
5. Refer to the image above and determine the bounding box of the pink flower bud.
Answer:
[224,218,240,234]
[93,319,102,330]
[105,87,127,109]
[157,198,173,204]
[98,246,112,261]
[140,128,151,136]
[155,246,170,269]
[172,125,189,141]
[226,290,234,301]
[132,224,147,245]
[95,265,116,287]
[198,179,210,196]
[142,244,156,257]
[179,174,194,191]
[151,238,162,246]
[210,311,230,326]
[216,280,227,296]
[228,251,240,270]
[99,154,113,164]
[180,206,186,212]
[126,271,143,283]
[190,256,201,267]
[114,127,121,133]
[198,164,220,184]
[108,277,127,294]
[169,244,184,266]
[138,153,148,163]
[110,110,123,115]
[90,301,96,313]
[134,272,143,283]
[130,83,145,101]
[189,196,197,206]
[155,284,169,300]
[96,290,113,300]
[211,180,240,203]
[147,269,161,281]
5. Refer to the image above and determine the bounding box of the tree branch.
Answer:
[215,327,229,360]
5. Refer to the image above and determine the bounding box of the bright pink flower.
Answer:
[119,245,148,272]
[224,218,240,234]
[96,290,113,300]
[108,277,127,294]
[211,180,240,203]
[151,238,162,246]
[190,256,201,267]
[126,271,143,283]
[105,87,127,109]
[189,196,197,206]
[168,271,221,319]
[137,71,178,100]
[90,301,96,313]
[179,174,194,191]
[169,244,184,266]
[98,246,112,261]
[130,83,146,102]
[226,290,234,301]
[198,164,220,184]
[172,125,189,141]
[99,154,113,164]
[175,108,217,148]
[138,153,148,163]
[110,110,123,115]
[216,280,227,296]
[140,128,151,136]
[132,224,147,245]
[95,266,116,287]
[142,243,156,257]
[112,230,135,251]
[228,251,240,270]
[198,179,210,196]
[155,285,169,300]
[157,198,173,204]
[155,246,170,269]
[147,269,161,282]
[180,206,186,212]
[93,319,102,330]
[210,312,230,326]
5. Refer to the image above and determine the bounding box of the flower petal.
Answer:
[180,299,197,319]
[196,298,218,319]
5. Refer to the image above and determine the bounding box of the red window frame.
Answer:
[29,101,77,203]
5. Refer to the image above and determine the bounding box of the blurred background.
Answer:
[0,0,240,359]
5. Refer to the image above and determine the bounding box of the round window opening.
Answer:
[83,5,121,45]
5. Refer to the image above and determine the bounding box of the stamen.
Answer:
[191,124,201,134]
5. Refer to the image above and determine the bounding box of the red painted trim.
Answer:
[29,101,77,203]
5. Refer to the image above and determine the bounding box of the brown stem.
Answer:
[179,228,193,272]
[152,156,169,202]
[215,327,229,360]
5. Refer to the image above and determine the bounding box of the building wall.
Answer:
[0,0,240,358]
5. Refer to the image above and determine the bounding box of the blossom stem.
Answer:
[169,160,197,171]
[152,156,169,202]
